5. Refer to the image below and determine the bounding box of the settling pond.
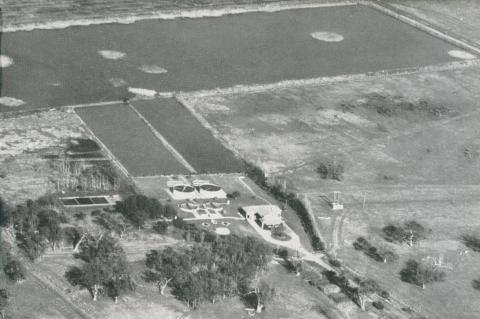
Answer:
[0,4,468,110]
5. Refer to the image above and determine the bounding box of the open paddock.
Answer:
[335,199,480,319]
[182,66,480,189]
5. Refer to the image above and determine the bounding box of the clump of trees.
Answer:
[316,160,344,181]
[3,258,26,282]
[399,259,445,289]
[271,224,290,241]
[244,280,276,313]
[2,199,65,261]
[352,93,449,118]
[144,235,273,311]
[56,159,120,193]
[382,220,429,246]
[354,278,380,310]
[353,237,398,263]
[276,249,302,276]
[461,234,480,252]
[472,279,480,291]
[244,162,325,252]
[226,191,241,199]
[65,234,133,302]
[93,212,129,238]
[323,270,383,311]
[372,301,384,310]
[152,221,169,235]
[115,195,177,229]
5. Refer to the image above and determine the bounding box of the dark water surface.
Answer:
[1,4,462,110]
[75,104,189,176]
[134,98,245,173]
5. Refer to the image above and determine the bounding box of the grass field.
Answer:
[388,0,480,46]
[133,99,244,173]
[75,103,189,176]
[184,66,480,190]
[1,4,466,110]
[180,65,480,318]
[336,199,480,319]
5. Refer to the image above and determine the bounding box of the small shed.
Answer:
[320,284,341,294]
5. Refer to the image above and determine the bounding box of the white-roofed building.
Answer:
[241,204,283,229]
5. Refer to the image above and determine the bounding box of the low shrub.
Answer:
[380,290,390,299]
[472,279,480,291]
[274,248,289,260]
[329,259,342,268]
[4,259,26,282]
[462,235,480,252]
[316,160,344,181]
[372,301,384,310]
[152,221,169,234]
[226,191,241,199]
[353,237,398,263]
[74,212,86,220]
[91,209,101,217]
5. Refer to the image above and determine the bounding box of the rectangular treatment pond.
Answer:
[75,103,190,176]
[133,98,244,174]
[1,4,471,110]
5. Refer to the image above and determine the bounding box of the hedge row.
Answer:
[244,162,324,251]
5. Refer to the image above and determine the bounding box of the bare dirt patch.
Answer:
[311,31,344,42]
[108,77,128,87]
[448,50,476,60]
[0,97,25,107]
[98,50,126,60]
[139,65,168,74]
[0,55,13,68]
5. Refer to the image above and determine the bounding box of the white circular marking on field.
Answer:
[98,50,126,60]
[0,97,25,107]
[128,87,157,97]
[139,65,168,74]
[109,78,127,87]
[215,227,231,235]
[311,32,344,42]
[0,55,13,68]
[448,50,475,60]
